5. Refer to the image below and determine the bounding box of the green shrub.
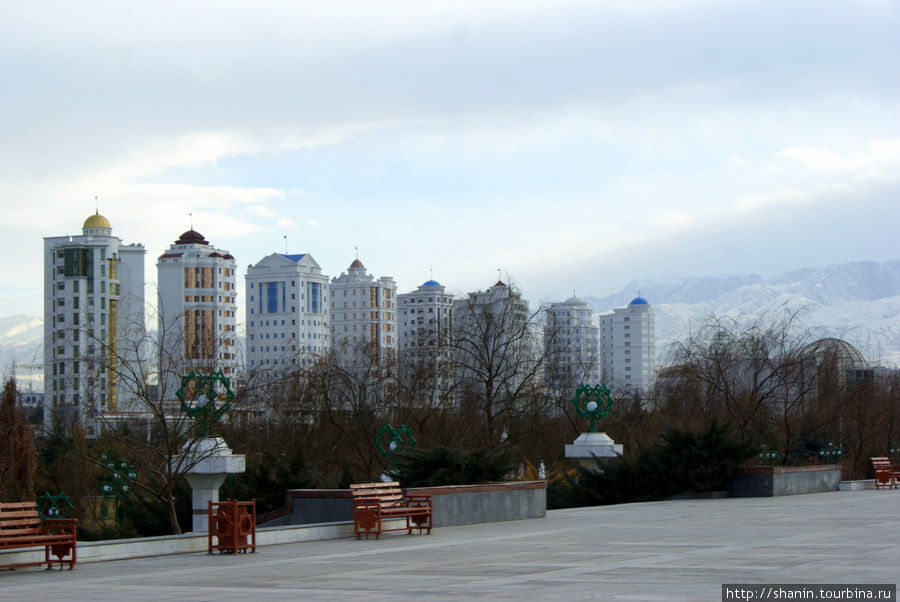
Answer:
[556,420,756,508]
[390,446,514,487]
[220,447,316,514]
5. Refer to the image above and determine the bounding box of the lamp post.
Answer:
[565,384,623,466]
[98,453,138,522]
[818,442,844,462]
[174,370,245,533]
[175,370,236,436]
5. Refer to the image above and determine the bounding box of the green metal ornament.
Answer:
[37,491,73,519]
[376,424,416,462]
[175,370,236,436]
[571,384,615,432]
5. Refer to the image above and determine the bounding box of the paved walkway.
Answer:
[3,489,899,601]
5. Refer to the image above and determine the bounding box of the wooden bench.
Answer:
[350,482,432,540]
[870,457,899,490]
[0,501,77,570]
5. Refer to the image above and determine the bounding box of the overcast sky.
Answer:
[1,0,898,322]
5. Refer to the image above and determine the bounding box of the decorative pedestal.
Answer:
[565,432,623,468]
[180,438,245,533]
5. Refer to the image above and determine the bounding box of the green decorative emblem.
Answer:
[571,384,615,432]
[175,370,236,436]
[376,424,416,462]
[37,491,73,519]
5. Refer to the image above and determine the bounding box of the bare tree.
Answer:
[63,313,247,534]
[287,342,400,482]
[450,281,553,446]
[659,311,875,463]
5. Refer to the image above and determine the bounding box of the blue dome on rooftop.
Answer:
[422,279,441,287]
[630,297,649,305]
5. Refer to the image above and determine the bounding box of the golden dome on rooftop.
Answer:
[83,211,111,230]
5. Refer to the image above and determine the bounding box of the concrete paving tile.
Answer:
[2,490,899,601]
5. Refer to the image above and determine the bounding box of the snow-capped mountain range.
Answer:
[3,259,898,393]
[585,259,900,367]
[0,314,44,391]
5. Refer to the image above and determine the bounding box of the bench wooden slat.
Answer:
[0,526,44,536]
[350,481,400,488]
[352,488,402,495]
[355,493,404,501]
[0,502,41,510]
[0,509,40,518]
[0,521,42,529]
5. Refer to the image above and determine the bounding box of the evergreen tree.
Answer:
[0,378,36,501]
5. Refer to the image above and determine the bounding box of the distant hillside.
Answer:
[0,314,44,390]
[585,259,900,367]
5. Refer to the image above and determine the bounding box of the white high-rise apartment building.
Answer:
[157,229,238,388]
[245,253,330,375]
[397,279,454,363]
[544,295,600,393]
[43,212,145,433]
[330,259,397,363]
[453,280,529,333]
[598,297,656,393]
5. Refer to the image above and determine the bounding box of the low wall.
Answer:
[727,465,842,497]
[0,520,361,566]
[261,481,548,528]
[408,482,547,527]
[1,482,546,566]
[260,489,352,527]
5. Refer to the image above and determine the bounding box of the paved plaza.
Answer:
[3,488,898,601]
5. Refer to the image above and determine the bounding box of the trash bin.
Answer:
[208,499,256,554]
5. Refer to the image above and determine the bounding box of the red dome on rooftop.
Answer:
[175,229,208,245]
[350,259,365,269]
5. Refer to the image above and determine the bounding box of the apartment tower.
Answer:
[157,229,238,393]
[43,212,145,433]
[245,252,330,376]
[598,297,656,393]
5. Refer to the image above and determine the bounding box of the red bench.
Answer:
[350,482,432,540]
[871,457,899,490]
[0,501,77,570]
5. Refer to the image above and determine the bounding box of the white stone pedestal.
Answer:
[565,432,623,467]
[179,437,245,533]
